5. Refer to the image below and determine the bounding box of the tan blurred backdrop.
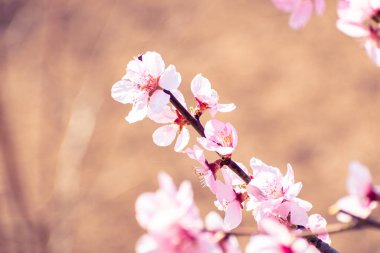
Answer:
[1,0,380,252]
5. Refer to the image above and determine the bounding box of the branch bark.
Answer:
[164,89,251,184]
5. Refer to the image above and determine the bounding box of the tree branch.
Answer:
[163,89,251,184]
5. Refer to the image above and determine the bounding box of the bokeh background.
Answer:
[1,0,380,252]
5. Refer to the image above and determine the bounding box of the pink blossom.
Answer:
[135,173,224,253]
[151,91,190,152]
[307,214,331,245]
[213,169,246,230]
[246,158,312,227]
[190,74,236,117]
[245,219,319,253]
[337,0,380,66]
[272,0,325,29]
[183,145,218,191]
[111,51,181,123]
[334,161,379,220]
[197,119,238,157]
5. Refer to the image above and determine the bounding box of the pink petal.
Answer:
[152,125,178,147]
[314,0,325,15]
[197,136,220,151]
[214,180,236,202]
[289,0,313,29]
[159,64,181,90]
[224,201,242,230]
[158,172,177,194]
[347,161,372,197]
[174,127,190,152]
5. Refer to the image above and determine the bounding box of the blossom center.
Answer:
[368,9,380,45]
[139,75,159,95]
[366,186,379,203]
[213,130,233,147]
[280,245,294,253]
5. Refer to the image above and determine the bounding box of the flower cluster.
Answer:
[135,172,240,253]
[113,52,380,253]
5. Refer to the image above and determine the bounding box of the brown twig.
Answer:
[163,89,251,184]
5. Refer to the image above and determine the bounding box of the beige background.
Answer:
[0,0,380,252]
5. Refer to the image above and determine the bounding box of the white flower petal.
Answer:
[174,127,190,152]
[125,100,148,123]
[149,90,170,114]
[217,103,236,113]
[143,51,165,78]
[152,124,178,147]
[159,65,181,90]
[111,80,138,104]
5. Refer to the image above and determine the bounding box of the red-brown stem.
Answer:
[164,89,251,184]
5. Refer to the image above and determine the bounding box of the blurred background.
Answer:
[1,0,380,252]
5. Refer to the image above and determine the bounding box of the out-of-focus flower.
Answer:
[190,74,236,117]
[197,119,238,157]
[151,91,190,152]
[135,173,224,253]
[308,214,331,245]
[272,0,325,29]
[205,212,242,253]
[111,51,181,123]
[245,219,319,253]
[246,158,312,227]
[337,0,380,66]
[334,161,379,221]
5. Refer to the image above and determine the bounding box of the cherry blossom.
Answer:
[307,214,331,245]
[334,161,379,221]
[245,219,319,253]
[213,168,247,230]
[151,91,190,152]
[197,119,238,157]
[272,0,325,29]
[246,158,312,227]
[111,51,181,123]
[190,74,236,117]
[183,145,218,191]
[337,0,380,66]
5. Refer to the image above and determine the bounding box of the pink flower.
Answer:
[111,51,181,123]
[135,173,224,253]
[307,214,331,245]
[183,145,218,191]
[190,74,236,117]
[272,0,325,29]
[246,158,312,227]
[213,169,246,230]
[337,0,380,66]
[334,161,379,220]
[197,119,238,157]
[245,219,319,253]
[151,91,190,152]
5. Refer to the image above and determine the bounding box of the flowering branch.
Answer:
[163,89,252,184]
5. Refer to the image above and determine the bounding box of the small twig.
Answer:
[339,210,380,229]
[163,89,251,184]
